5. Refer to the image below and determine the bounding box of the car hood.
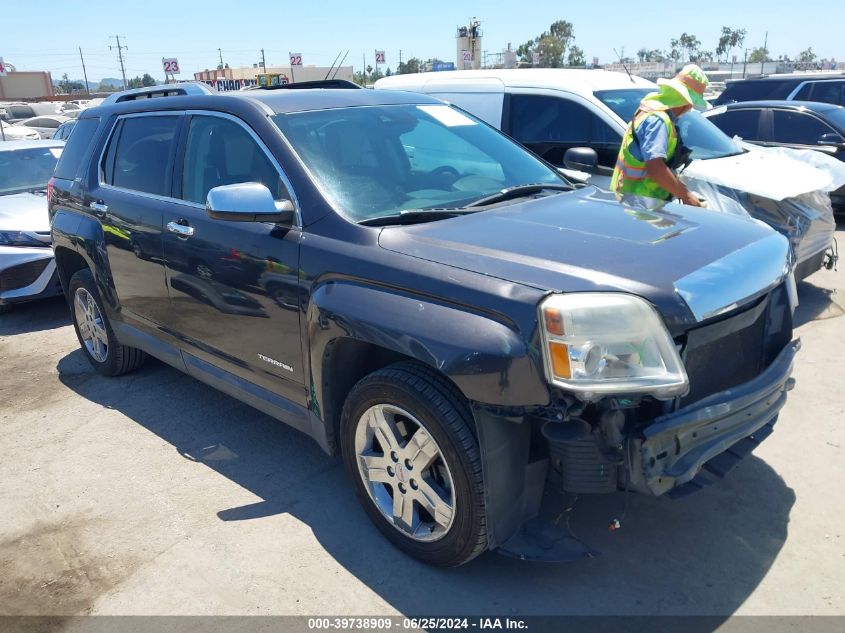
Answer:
[0,190,51,232]
[378,188,790,332]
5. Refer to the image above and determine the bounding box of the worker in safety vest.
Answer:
[611,64,711,208]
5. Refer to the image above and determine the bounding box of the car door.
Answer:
[503,90,620,187]
[88,112,183,329]
[161,111,305,403]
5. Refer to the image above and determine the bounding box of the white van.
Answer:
[375,69,840,279]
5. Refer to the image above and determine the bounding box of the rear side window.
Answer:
[707,109,762,140]
[809,81,845,106]
[509,95,614,144]
[102,116,179,197]
[53,117,100,180]
[181,115,285,204]
[716,80,797,104]
[772,110,838,144]
[8,105,35,119]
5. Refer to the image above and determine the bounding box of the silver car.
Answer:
[0,140,64,313]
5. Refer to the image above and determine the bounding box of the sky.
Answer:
[3,0,843,82]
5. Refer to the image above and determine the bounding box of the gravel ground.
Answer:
[1,226,843,619]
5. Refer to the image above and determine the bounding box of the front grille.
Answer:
[680,284,792,407]
[0,258,50,292]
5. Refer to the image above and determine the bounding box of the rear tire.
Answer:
[341,361,488,566]
[68,269,146,377]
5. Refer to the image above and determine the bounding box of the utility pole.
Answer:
[761,32,768,74]
[218,48,225,68]
[363,52,366,84]
[260,48,267,72]
[109,36,128,89]
[79,47,91,96]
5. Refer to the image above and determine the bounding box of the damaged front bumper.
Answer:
[630,338,800,497]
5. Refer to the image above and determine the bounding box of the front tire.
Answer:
[69,269,146,377]
[341,362,488,566]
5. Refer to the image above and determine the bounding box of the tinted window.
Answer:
[715,79,799,104]
[809,81,845,106]
[509,95,615,144]
[707,109,762,140]
[28,117,60,128]
[794,83,813,100]
[8,105,35,119]
[182,116,285,204]
[772,110,836,144]
[54,117,100,180]
[0,146,62,194]
[104,116,179,196]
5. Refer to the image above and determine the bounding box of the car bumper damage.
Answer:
[0,246,61,306]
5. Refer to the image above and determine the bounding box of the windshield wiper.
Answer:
[358,208,478,227]
[465,183,574,208]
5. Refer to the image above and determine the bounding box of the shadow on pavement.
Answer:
[794,280,843,328]
[0,297,69,335]
[57,349,795,616]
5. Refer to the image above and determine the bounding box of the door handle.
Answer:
[89,201,108,216]
[166,221,194,237]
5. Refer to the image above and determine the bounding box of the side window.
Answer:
[772,110,837,144]
[793,83,813,100]
[30,117,60,128]
[809,81,845,106]
[707,109,762,140]
[509,95,590,144]
[102,116,179,196]
[54,118,99,180]
[182,115,286,205]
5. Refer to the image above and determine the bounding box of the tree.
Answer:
[385,67,393,77]
[567,45,585,67]
[748,47,770,63]
[797,47,817,63]
[516,40,535,64]
[715,27,746,63]
[396,57,422,74]
[514,19,576,68]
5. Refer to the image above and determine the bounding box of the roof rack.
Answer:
[101,82,217,105]
[253,79,361,91]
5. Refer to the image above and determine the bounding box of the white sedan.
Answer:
[0,120,41,141]
[14,115,71,140]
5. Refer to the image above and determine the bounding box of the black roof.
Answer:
[727,73,845,84]
[80,86,443,119]
[713,100,844,114]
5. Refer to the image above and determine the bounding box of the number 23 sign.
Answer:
[162,58,180,74]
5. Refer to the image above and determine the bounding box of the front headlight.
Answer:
[0,231,45,247]
[539,293,688,400]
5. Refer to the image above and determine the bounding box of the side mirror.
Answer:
[563,147,599,173]
[206,183,295,224]
[817,133,845,148]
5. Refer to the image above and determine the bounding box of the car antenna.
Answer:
[613,48,635,84]
[331,51,349,80]
[324,50,343,80]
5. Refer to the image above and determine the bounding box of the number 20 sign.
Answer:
[162,58,180,74]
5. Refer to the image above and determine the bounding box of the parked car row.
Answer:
[1,98,99,141]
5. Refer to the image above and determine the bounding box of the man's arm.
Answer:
[644,159,702,206]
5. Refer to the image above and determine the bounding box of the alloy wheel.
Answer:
[74,287,108,363]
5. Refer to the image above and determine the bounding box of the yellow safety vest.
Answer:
[611,109,678,201]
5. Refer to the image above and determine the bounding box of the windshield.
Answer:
[0,146,62,194]
[595,88,743,160]
[272,104,566,222]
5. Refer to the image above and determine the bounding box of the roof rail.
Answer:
[101,82,217,105]
[252,79,361,91]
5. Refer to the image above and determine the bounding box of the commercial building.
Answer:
[0,65,54,100]
[194,64,353,91]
